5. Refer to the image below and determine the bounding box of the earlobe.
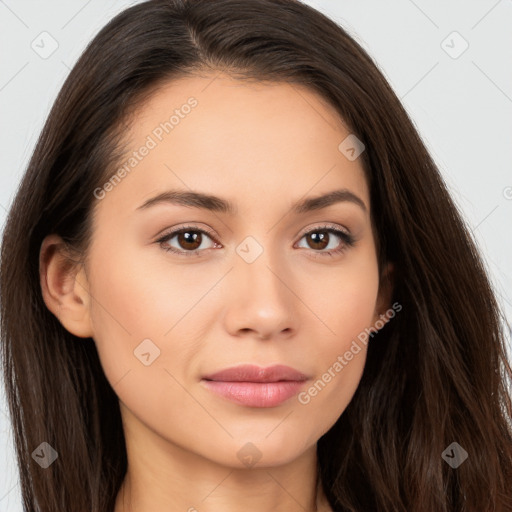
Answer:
[39,234,94,338]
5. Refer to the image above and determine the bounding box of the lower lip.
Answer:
[201,380,306,407]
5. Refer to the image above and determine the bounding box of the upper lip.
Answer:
[202,364,308,383]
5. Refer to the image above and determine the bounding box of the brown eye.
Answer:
[176,231,202,250]
[158,226,218,256]
[296,226,355,257]
[305,231,330,250]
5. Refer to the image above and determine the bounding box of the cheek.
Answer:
[297,307,372,439]
[309,247,380,347]
[89,230,211,329]
[297,345,367,447]
[85,248,209,435]
[85,242,207,391]
[296,252,379,427]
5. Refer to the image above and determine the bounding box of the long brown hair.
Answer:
[1,1,511,510]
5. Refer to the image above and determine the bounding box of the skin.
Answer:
[40,73,393,512]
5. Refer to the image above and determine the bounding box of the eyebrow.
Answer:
[136,188,367,215]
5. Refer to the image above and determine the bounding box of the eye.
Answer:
[156,223,356,258]
[156,225,220,257]
[295,224,355,257]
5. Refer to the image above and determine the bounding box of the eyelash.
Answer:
[156,223,356,258]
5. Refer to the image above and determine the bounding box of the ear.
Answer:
[39,234,94,338]
[372,261,395,328]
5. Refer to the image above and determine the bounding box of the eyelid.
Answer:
[296,222,351,239]
[155,223,220,243]
[156,222,350,243]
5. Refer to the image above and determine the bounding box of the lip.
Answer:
[201,364,309,408]
[203,364,308,383]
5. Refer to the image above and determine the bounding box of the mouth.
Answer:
[201,364,309,408]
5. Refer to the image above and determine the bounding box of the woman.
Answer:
[1,0,511,510]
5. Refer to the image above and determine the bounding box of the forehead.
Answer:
[97,73,370,219]
[131,73,351,153]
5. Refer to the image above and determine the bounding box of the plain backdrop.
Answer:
[1,1,511,510]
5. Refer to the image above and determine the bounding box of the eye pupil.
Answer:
[308,231,329,250]
[178,231,202,250]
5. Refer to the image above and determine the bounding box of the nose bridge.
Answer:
[235,236,290,303]
[224,233,297,337]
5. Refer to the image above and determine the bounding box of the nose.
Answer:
[222,247,299,341]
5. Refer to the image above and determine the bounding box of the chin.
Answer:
[204,434,315,470]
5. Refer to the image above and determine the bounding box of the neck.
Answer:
[114,431,331,512]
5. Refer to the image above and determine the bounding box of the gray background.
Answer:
[1,1,511,510]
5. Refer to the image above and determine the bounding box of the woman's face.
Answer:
[68,74,391,468]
